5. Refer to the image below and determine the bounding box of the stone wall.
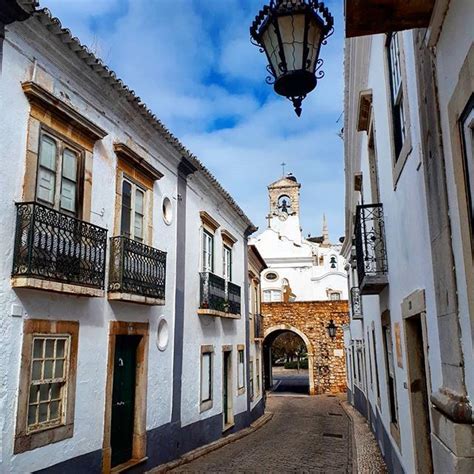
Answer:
[262,301,349,394]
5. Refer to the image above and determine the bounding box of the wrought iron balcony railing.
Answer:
[108,236,166,301]
[254,313,264,339]
[350,287,362,319]
[354,203,388,294]
[12,202,107,289]
[199,272,241,316]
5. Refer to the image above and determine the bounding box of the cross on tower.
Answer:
[281,162,286,177]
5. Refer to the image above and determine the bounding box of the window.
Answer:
[238,349,245,391]
[256,357,260,396]
[382,321,399,425]
[263,289,282,302]
[15,320,79,454]
[202,230,214,272]
[460,98,474,241]
[329,291,341,301]
[36,132,81,217]
[120,178,146,242]
[223,245,232,281]
[386,32,406,160]
[265,271,278,281]
[28,336,70,433]
[372,328,381,403]
[200,349,213,411]
[249,358,254,400]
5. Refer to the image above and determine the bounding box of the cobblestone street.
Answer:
[172,394,352,473]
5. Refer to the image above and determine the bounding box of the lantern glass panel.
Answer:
[306,16,323,72]
[262,21,281,77]
[277,13,306,73]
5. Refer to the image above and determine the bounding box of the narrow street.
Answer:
[271,367,310,395]
[171,394,352,473]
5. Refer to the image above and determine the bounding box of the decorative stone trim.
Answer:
[221,229,237,247]
[113,143,163,182]
[108,292,165,306]
[102,321,149,473]
[11,277,104,297]
[197,309,240,319]
[14,319,79,454]
[357,89,373,132]
[22,81,107,141]
[199,211,220,232]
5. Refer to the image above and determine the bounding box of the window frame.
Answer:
[200,346,214,412]
[249,358,254,401]
[223,244,232,282]
[14,319,79,454]
[35,127,84,218]
[460,96,474,249]
[202,229,215,273]
[119,175,148,243]
[385,32,412,186]
[237,347,245,394]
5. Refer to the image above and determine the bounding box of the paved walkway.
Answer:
[171,395,352,473]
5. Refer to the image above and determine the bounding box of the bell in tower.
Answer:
[266,173,302,243]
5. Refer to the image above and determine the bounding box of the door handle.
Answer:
[116,401,125,406]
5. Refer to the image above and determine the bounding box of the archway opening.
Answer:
[263,329,310,395]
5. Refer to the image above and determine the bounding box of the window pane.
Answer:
[55,359,64,379]
[62,149,77,181]
[44,360,53,379]
[56,339,65,358]
[134,213,144,241]
[37,168,56,204]
[29,385,39,404]
[39,384,50,401]
[60,179,76,213]
[28,405,37,426]
[201,353,211,401]
[135,189,144,214]
[45,339,54,358]
[39,136,56,170]
[38,403,48,423]
[33,339,44,359]
[121,180,132,237]
[50,400,60,420]
[32,360,42,381]
[51,383,61,400]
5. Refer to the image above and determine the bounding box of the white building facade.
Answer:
[252,175,347,302]
[0,5,262,473]
[343,1,473,473]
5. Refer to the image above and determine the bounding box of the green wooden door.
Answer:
[111,335,140,468]
[223,352,229,425]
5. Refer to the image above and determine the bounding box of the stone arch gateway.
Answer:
[262,301,349,395]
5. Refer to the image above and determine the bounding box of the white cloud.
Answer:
[39,0,346,240]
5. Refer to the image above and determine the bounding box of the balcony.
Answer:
[108,236,166,305]
[12,202,107,296]
[350,287,363,320]
[354,204,388,295]
[254,313,264,340]
[198,272,241,319]
[345,0,435,38]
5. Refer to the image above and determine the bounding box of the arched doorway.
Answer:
[263,325,315,395]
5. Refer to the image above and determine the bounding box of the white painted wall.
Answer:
[432,0,474,401]
[252,213,347,302]
[0,15,252,472]
[180,172,249,428]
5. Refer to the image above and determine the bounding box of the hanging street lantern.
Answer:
[250,0,334,116]
[327,319,337,339]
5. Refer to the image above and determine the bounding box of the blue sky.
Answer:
[43,0,345,240]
